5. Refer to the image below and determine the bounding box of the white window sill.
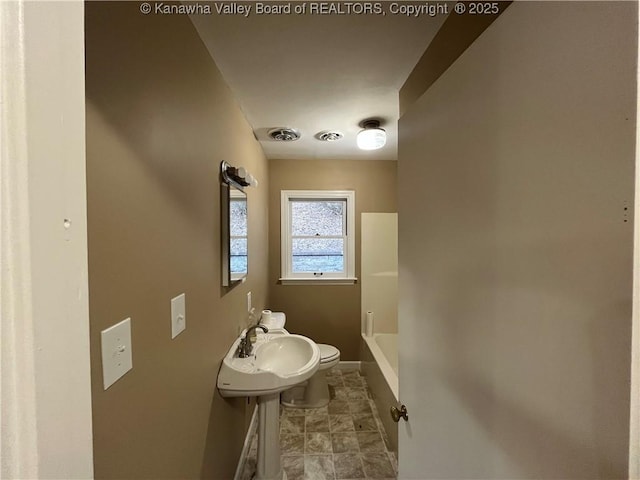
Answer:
[279,277,358,286]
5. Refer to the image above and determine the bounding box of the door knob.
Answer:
[390,404,408,422]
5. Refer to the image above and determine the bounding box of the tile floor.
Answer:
[240,369,397,480]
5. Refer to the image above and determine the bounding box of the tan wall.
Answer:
[268,159,397,360]
[398,2,636,478]
[399,1,511,116]
[85,3,268,478]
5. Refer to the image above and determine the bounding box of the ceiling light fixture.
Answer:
[356,119,386,150]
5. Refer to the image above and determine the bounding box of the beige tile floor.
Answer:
[240,369,398,480]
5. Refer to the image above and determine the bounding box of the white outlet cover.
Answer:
[101,318,133,390]
[171,293,186,339]
[247,291,252,312]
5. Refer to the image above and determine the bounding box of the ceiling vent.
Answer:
[268,128,301,142]
[317,131,344,142]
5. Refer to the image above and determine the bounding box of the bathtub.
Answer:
[361,333,398,453]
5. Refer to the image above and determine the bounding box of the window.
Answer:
[280,190,356,284]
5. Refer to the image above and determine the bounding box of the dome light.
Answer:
[357,119,386,150]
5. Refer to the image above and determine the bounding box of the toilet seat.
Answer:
[319,344,340,364]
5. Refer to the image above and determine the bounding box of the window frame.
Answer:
[280,190,356,285]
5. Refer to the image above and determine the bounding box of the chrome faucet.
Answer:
[238,324,268,358]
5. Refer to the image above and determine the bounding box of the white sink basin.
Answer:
[217,333,320,397]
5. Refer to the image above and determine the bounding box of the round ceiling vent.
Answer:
[317,131,344,142]
[268,128,301,142]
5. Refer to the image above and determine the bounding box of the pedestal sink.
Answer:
[218,332,320,480]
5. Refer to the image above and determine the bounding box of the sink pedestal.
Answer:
[256,393,286,480]
[217,333,321,479]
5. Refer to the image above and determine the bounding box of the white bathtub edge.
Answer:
[362,333,399,402]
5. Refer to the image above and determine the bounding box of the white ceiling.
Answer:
[191,8,446,160]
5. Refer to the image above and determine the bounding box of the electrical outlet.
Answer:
[101,318,133,390]
[247,291,252,312]
[171,293,186,339]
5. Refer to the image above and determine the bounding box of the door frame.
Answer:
[1,1,94,478]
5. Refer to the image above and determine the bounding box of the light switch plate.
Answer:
[247,291,252,312]
[171,293,186,339]
[101,318,133,390]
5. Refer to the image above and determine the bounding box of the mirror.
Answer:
[229,186,248,282]
[221,180,247,287]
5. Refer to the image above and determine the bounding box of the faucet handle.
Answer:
[237,325,268,358]
[237,336,250,358]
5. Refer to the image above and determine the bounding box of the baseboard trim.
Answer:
[233,404,258,480]
[337,361,361,370]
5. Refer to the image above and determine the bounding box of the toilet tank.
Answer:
[260,311,287,331]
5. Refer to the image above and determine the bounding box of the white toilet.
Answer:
[260,311,340,409]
